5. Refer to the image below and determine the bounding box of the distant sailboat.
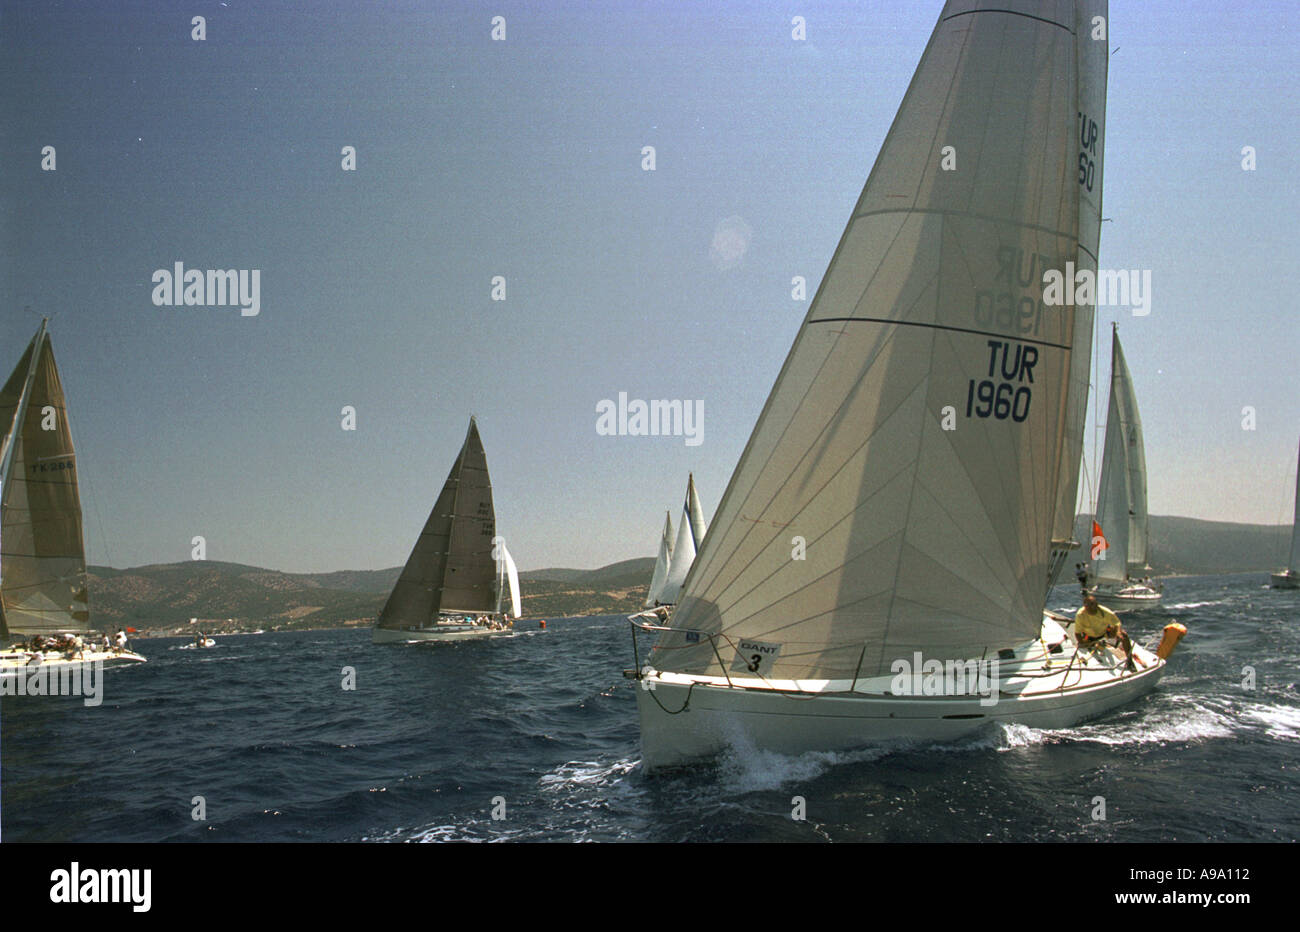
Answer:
[626,0,1182,770]
[644,511,674,608]
[1087,326,1162,609]
[654,474,707,606]
[372,417,520,643]
[0,320,146,674]
[1271,439,1299,589]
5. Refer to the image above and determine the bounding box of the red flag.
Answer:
[126,627,138,633]
[1091,520,1107,560]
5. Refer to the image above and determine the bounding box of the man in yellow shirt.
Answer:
[1075,594,1136,671]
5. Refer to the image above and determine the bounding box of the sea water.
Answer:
[1,573,1296,842]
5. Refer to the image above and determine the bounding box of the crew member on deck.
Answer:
[1074,594,1136,671]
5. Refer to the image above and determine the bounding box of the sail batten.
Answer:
[653,0,1101,682]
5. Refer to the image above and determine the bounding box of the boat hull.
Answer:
[371,624,508,644]
[1271,571,1299,590]
[0,648,147,678]
[1087,581,1162,611]
[633,625,1168,772]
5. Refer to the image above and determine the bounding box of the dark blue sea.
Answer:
[2,573,1297,843]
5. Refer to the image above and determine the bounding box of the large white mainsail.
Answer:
[644,511,675,607]
[0,320,91,640]
[1092,327,1147,581]
[375,417,498,633]
[652,0,1096,683]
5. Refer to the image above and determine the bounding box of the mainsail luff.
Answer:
[1046,0,1108,595]
[653,1,1095,682]
[0,321,91,638]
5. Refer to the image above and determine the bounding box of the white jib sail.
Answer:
[645,510,675,607]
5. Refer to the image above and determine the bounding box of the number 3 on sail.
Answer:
[625,0,1185,771]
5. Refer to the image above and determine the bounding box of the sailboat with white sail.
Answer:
[372,417,521,643]
[626,0,1185,770]
[653,473,708,607]
[1086,325,1161,609]
[644,511,674,608]
[0,320,146,676]
[1271,439,1299,589]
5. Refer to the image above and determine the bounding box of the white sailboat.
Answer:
[627,0,1184,770]
[372,417,520,643]
[654,474,707,606]
[1086,326,1162,609]
[0,320,146,676]
[644,511,675,608]
[1271,439,1299,589]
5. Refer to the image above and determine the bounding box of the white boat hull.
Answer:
[1271,571,1299,590]
[0,647,147,678]
[633,618,1166,772]
[1087,580,1162,611]
[371,623,510,644]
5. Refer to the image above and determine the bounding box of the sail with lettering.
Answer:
[653,0,1091,681]
[1046,0,1108,596]
[0,319,146,677]
[0,321,90,639]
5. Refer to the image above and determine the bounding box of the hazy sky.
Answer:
[2,1,1297,573]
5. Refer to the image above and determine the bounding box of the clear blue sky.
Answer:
[2,1,1297,573]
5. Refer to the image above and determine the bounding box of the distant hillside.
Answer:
[86,515,1290,636]
[87,557,658,635]
[1073,514,1291,575]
